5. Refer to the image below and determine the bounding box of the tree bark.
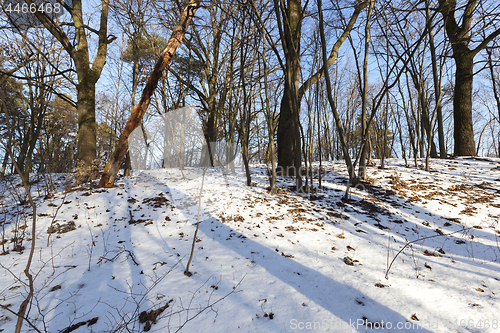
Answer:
[452,52,475,156]
[98,0,201,188]
[76,76,97,165]
[277,87,296,170]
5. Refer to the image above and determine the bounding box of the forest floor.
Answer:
[1,158,500,333]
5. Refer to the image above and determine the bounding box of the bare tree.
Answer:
[438,0,500,156]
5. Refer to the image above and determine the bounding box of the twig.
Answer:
[0,304,42,333]
[385,226,474,279]
[97,245,139,266]
[108,258,183,331]
[47,191,67,247]
[174,275,245,333]
[0,99,38,333]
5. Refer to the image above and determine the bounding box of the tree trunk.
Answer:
[27,0,113,174]
[76,78,97,166]
[420,103,438,157]
[436,104,445,157]
[277,0,300,178]
[270,0,302,188]
[276,1,367,171]
[275,0,302,178]
[358,0,373,180]
[486,47,500,157]
[437,0,500,156]
[453,52,476,156]
[0,151,8,177]
[317,0,357,194]
[98,0,201,188]
[125,57,139,176]
[277,87,296,171]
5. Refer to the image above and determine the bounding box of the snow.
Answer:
[1,158,500,332]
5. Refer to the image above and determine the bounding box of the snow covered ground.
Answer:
[1,158,500,332]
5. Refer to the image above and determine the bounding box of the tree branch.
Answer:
[24,0,75,59]
[472,26,500,56]
[298,1,369,98]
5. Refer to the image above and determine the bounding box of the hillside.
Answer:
[1,158,500,333]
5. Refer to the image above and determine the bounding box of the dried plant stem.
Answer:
[185,168,207,276]
[385,227,474,280]
[0,102,38,333]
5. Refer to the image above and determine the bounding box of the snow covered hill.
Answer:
[1,158,500,332]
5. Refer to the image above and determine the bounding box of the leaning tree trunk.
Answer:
[98,0,201,188]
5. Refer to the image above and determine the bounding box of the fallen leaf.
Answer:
[343,256,354,266]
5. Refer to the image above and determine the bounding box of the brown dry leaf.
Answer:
[423,250,441,257]
[445,217,461,224]
[343,256,354,266]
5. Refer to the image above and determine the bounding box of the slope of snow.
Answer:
[1,158,500,332]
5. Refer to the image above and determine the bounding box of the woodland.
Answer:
[1,0,500,332]
[0,0,499,185]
